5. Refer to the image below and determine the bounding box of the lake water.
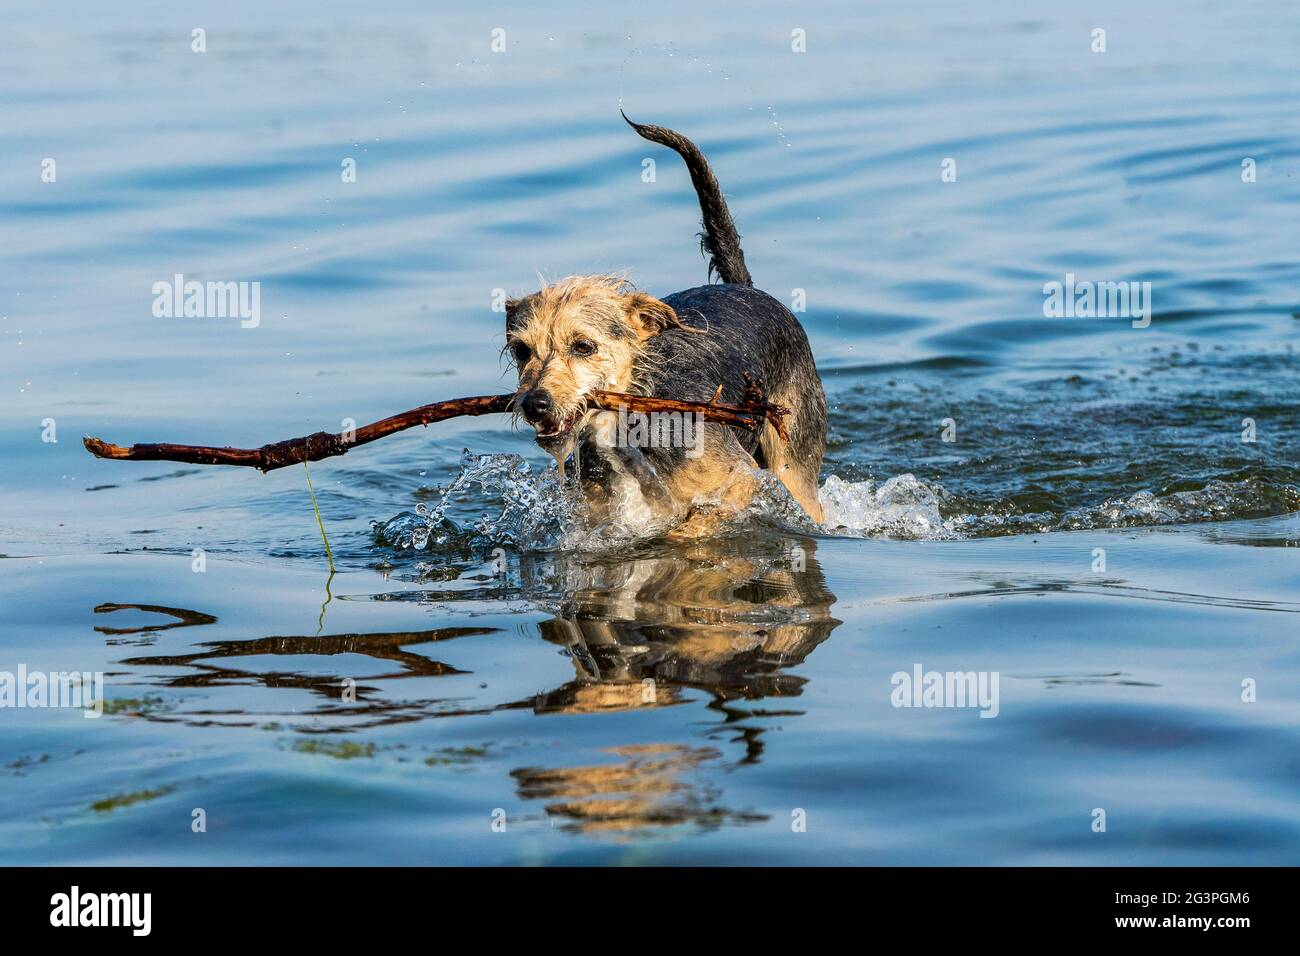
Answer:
[2,0,1298,864]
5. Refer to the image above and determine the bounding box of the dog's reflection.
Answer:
[511,743,768,837]
[509,537,838,834]
[527,537,839,712]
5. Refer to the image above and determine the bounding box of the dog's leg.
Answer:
[755,373,826,524]
[602,443,677,515]
[759,423,825,523]
[659,427,762,538]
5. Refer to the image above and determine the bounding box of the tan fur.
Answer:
[759,382,825,523]
[508,276,646,410]
[660,432,761,537]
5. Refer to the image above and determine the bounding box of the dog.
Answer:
[506,114,827,530]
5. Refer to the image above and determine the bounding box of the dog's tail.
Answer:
[622,111,753,287]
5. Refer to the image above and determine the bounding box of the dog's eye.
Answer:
[570,339,597,357]
[511,342,531,365]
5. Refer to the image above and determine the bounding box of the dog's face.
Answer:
[505,276,683,455]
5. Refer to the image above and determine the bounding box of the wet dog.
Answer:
[506,115,827,530]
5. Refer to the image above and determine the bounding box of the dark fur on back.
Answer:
[643,285,825,471]
[571,284,826,485]
[623,112,753,287]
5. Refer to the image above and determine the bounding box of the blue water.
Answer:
[1,0,1298,864]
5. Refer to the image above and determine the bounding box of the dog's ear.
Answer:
[505,295,530,332]
[624,292,691,339]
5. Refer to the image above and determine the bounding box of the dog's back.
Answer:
[638,284,826,487]
[624,116,827,520]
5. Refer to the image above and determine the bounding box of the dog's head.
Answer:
[505,275,688,455]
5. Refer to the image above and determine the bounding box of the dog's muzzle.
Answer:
[518,389,576,444]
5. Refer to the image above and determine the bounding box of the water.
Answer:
[2,0,1298,864]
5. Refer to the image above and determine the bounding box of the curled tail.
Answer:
[622,111,753,287]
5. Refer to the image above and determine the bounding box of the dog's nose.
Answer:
[519,389,552,423]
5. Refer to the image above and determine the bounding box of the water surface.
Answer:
[2,0,1298,864]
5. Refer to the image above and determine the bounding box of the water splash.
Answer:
[374,451,967,555]
[374,451,1300,557]
[372,451,573,552]
[815,474,959,540]
[374,451,694,557]
[814,473,1298,539]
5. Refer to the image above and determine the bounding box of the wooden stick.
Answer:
[82,378,789,473]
